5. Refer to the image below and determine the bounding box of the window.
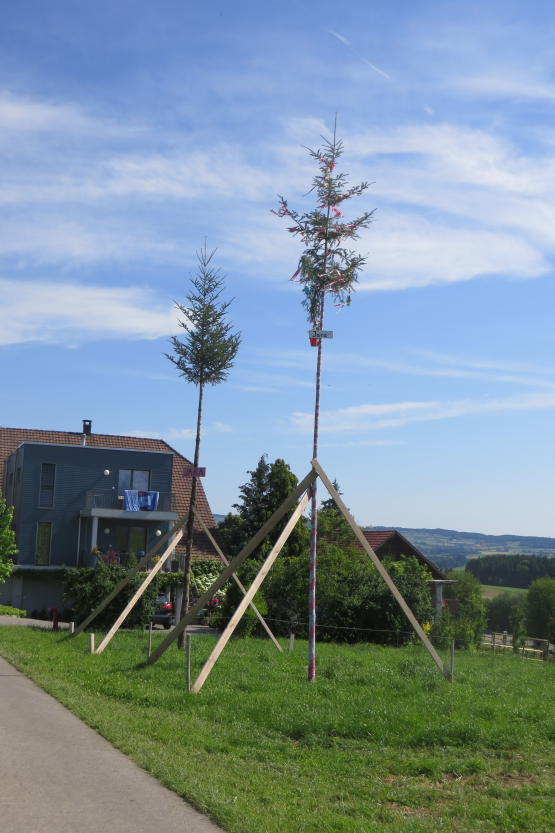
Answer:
[36,522,52,565]
[39,463,56,508]
[115,524,147,553]
[118,469,150,494]
[16,467,21,483]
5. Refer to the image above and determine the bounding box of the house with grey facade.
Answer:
[1,421,223,616]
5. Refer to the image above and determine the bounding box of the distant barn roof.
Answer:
[356,529,447,580]
[0,426,224,560]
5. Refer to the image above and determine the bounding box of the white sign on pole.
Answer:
[308,329,333,340]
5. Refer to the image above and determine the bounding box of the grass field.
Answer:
[480,585,528,600]
[1,626,554,832]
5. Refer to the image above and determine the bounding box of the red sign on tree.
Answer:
[182,466,206,478]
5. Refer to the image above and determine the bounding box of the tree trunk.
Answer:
[177,378,204,648]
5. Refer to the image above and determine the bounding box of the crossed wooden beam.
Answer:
[72,460,450,689]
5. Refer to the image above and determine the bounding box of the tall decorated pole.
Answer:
[273,121,374,681]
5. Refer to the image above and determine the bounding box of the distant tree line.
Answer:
[466,554,555,589]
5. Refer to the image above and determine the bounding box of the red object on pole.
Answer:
[309,337,318,347]
[50,607,59,631]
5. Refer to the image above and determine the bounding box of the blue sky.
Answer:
[2,0,555,536]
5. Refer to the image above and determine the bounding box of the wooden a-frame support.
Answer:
[147,459,449,689]
[191,505,282,652]
[71,508,194,638]
[191,488,311,692]
[311,460,449,681]
[71,501,280,652]
[94,529,184,655]
[146,469,318,665]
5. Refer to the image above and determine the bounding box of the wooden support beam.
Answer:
[95,530,183,655]
[191,489,311,693]
[311,459,450,681]
[191,504,282,652]
[146,469,317,666]
[72,511,191,638]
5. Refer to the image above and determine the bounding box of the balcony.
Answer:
[84,489,176,512]
[81,489,178,521]
[79,549,169,571]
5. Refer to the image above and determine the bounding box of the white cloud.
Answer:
[454,77,555,103]
[0,278,176,345]
[1,93,555,294]
[290,389,555,434]
[357,214,548,291]
[212,421,233,433]
[167,428,196,440]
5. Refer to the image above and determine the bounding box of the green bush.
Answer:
[0,604,26,617]
[262,547,433,644]
[485,590,526,632]
[445,570,486,648]
[62,561,158,629]
[510,602,527,652]
[526,577,555,641]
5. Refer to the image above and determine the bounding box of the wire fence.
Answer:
[196,614,554,659]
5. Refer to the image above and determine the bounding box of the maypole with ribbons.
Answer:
[272,119,374,681]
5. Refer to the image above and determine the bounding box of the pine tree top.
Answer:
[272,125,375,322]
[166,244,241,387]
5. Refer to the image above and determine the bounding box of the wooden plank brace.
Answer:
[95,529,184,655]
[146,469,317,666]
[191,504,282,652]
[191,487,311,693]
[72,510,192,638]
[311,459,450,680]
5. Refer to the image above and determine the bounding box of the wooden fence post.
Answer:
[69,622,74,635]
[492,632,496,653]
[147,620,152,659]
[89,633,95,654]
[289,633,295,653]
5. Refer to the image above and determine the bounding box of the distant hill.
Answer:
[213,514,227,525]
[369,526,555,572]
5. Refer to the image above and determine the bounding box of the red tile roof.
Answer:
[0,426,224,561]
[355,529,446,580]
[361,530,396,550]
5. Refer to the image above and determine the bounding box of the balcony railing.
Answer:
[84,489,176,512]
[79,549,171,571]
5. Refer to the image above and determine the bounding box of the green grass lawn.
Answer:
[1,627,554,832]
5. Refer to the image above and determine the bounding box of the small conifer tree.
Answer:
[166,243,241,647]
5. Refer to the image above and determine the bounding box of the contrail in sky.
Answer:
[327,29,391,80]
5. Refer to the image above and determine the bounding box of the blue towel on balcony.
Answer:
[138,491,159,511]
[123,490,140,511]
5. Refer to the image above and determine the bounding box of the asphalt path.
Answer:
[0,654,223,833]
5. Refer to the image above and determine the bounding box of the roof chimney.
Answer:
[83,420,92,436]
